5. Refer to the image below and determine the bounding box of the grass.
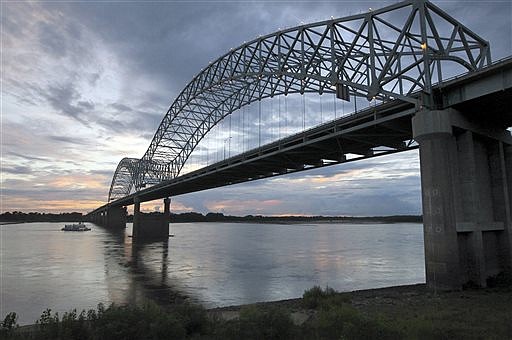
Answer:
[2,284,512,339]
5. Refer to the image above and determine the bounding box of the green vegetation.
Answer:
[299,286,400,339]
[1,312,19,338]
[302,285,340,308]
[2,303,209,340]
[3,284,511,339]
[168,212,422,224]
[212,305,296,339]
[345,284,512,340]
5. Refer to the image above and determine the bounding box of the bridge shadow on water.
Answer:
[97,225,191,310]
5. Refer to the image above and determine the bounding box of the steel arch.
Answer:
[108,158,139,201]
[108,0,490,202]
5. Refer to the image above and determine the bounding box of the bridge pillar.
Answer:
[505,146,512,266]
[413,109,512,290]
[132,197,169,242]
[101,210,107,226]
[132,196,141,239]
[106,206,127,229]
[164,197,171,227]
[164,197,172,237]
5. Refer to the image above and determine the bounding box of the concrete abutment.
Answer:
[413,109,512,290]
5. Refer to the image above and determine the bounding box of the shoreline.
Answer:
[13,283,426,329]
[211,283,427,311]
[208,283,428,321]
[9,282,512,338]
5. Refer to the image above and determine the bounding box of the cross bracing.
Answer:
[108,158,139,201]
[108,0,490,202]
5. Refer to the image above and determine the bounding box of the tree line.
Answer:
[1,211,422,224]
[0,211,84,222]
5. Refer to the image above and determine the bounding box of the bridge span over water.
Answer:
[87,0,512,290]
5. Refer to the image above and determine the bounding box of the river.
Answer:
[1,221,425,325]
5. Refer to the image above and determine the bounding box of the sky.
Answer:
[2,0,512,216]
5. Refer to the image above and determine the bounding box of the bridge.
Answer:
[86,0,512,290]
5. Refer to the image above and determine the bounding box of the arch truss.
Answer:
[108,0,490,202]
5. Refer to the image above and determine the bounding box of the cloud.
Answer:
[134,199,194,214]
[1,171,112,213]
[6,152,50,163]
[37,20,70,58]
[39,83,92,125]
[206,199,283,215]
[1,165,32,175]
[109,102,133,113]
[47,135,92,146]
[1,196,105,213]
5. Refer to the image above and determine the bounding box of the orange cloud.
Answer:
[49,174,108,190]
[121,199,195,214]
[206,199,282,215]
[1,197,105,213]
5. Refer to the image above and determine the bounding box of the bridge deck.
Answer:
[107,99,416,208]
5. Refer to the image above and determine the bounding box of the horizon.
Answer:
[0,210,423,219]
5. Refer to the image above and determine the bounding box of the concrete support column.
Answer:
[453,131,481,285]
[162,197,171,231]
[164,197,171,217]
[164,197,171,233]
[499,145,512,271]
[413,109,461,289]
[132,197,169,242]
[101,210,107,226]
[413,109,512,290]
[132,197,141,240]
[106,206,127,229]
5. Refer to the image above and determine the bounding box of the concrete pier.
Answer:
[132,196,141,239]
[413,109,512,289]
[88,205,126,229]
[132,197,170,242]
[106,206,127,229]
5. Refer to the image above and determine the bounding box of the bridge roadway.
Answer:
[108,100,416,207]
[90,57,512,213]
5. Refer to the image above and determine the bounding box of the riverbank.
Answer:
[212,283,512,338]
[4,283,511,339]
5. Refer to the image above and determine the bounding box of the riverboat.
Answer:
[61,222,91,231]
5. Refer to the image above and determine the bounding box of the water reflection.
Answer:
[100,227,186,309]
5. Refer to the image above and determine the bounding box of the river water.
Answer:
[1,221,425,325]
